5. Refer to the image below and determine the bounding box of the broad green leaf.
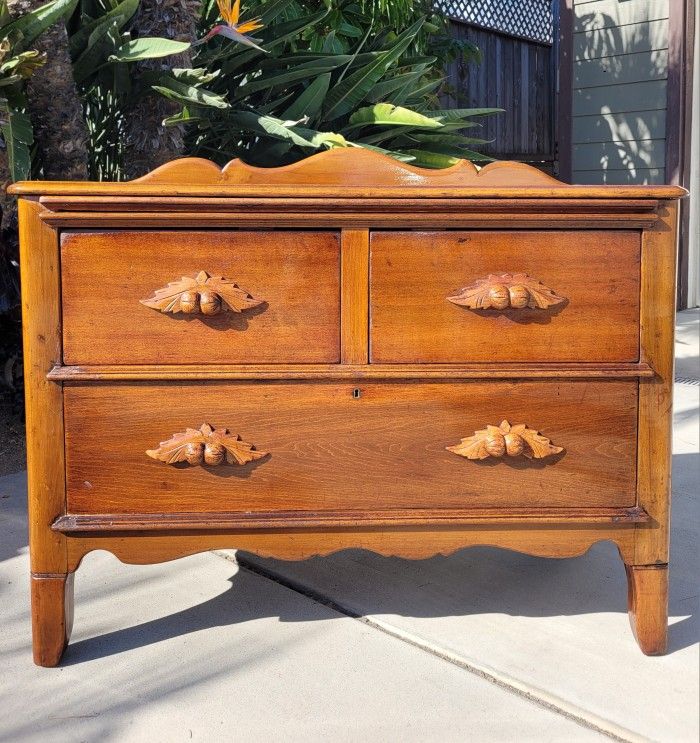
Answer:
[401,76,443,103]
[0,0,77,51]
[351,124,421,146]
[257,91,295,114]
[337,22,362,38]
[153,78,229,109]
[110,37,191,63]
[280,72,330,121]
[405,148,494,166]
[72,16,122,83]
[68,0,138,57]
[321,31,342,54]
[364,68,427,104]
[426,107,504,122]
[0,74,22,87]
[323,18,425,122]
[309,131,350,149]
[172,67,220,86]
[162,107,206,127]
[0,99,32,180]
[402,150,461,168]
[232,57,346,99]
[0,49,44,79]
[356,142,416,163]
[0,0,11,28]
[407,131,485,145]
[228,111,318,148]
[348,103,442,129]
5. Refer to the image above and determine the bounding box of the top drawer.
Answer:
[370,230,640,363]
[61,231,340,365]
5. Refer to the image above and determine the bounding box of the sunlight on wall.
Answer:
[571,0,669,185]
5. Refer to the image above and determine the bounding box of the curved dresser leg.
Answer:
[624,564,668,655]
[30,573,75,667]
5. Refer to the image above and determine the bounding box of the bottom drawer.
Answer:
[63,381,638,515]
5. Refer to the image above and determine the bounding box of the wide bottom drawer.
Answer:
[63,381,638,515]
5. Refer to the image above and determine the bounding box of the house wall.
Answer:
[688,6,699,308]
[571,0,669,185]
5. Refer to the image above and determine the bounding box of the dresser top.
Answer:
[9,148,686,200]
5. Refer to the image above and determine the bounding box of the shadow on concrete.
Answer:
[2,449,697,664]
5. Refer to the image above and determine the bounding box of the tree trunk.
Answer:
[122,0,200,180]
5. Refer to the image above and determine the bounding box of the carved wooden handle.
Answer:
[447,273,566,310]
[140,270,264,316]
[446,420,563,460]
[146,423,268,466]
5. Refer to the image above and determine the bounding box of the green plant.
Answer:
[153,0,499,167]
[66,0,194,179]
[0,0,77,180]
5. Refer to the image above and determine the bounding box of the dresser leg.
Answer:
[30,573,74,667]
[624,564,668,655]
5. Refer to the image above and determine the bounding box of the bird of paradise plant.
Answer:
[196,0,265,51]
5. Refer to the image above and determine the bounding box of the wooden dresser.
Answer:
[10,149,684,665]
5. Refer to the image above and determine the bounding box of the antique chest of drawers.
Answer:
[10,149,684,665]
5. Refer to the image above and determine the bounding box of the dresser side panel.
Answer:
[18,199,67,573]
[635,200,679,565]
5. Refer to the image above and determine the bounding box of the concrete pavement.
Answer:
[0,310,697,742]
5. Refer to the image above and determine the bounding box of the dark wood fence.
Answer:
[441,19,558,173]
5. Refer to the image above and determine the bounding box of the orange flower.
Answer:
[217,0,263,34]
[195,0,266,51]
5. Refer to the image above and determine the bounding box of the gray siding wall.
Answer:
[572,0,669,185]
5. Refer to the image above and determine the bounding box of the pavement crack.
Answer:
[211,549,648,743]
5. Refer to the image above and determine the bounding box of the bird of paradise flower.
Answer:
[195,0,266,51]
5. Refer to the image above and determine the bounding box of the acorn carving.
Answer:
[507,285,530,309]
[141,271,264,317]
[146,423,269,467]
[199,290,222,316]
[487,284,510,310]
[447,273,566,311]
[504,432,526,457]
[179,290,200,314]
[484,284,532,310]
[446,420,564,461]
[204,442,226,465]
[485,432,507,457]
[185,442,204,465]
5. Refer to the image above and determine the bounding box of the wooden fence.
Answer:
[441,19,558,173]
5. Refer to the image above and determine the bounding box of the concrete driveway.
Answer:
[0,311,697,742]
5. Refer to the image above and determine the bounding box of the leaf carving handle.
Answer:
[446,420,563,461]
[447,273,566,310]
[140,270,264,316]
[146,423,268,467]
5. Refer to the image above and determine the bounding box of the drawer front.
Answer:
[61,231,340,364]
[370,231,640,363]
[64,380,638,515]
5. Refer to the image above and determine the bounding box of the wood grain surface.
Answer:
[635,201,678,565]
[48,361,655,381]
[63,380,638,515]
[9,149,686,198]
[370,230,641,363]
[62,527,638,572]
[18,200,67,574]
[624,564,669,655]
[61,230,341,365]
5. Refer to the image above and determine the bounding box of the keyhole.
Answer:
[352,388,361,399]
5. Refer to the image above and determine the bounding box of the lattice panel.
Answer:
[435,0,554,45]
